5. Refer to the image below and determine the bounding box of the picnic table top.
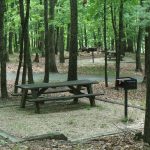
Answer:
[107,51,116,54]
[16,80,99,90]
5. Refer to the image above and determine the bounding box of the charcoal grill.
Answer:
[116,77,137,118]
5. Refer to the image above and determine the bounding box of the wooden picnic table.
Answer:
[107,51,124,61]
[16,80,102,113]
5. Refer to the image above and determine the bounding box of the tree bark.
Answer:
[8,30,13,54]
[116,0,124,80]
[135,0,143,72]
[44,0,50,83]
[144,26,150,145]
[49,0,58,72]
[0,0,8,98]
[104,0,108,87]
[68,0,78,81]
[84,24,88,47]
[59,27,65,63]
[66,23,70,51]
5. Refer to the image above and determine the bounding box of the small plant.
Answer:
[100,123,107,128]
[85,105,91,110]
[96,105,104,111]
[121,117,134,123]
[67,119,75,125]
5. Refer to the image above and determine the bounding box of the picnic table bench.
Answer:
[16,80,103,113]
[107,51,124,61]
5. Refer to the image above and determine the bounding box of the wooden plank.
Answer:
[43,87,72,94]
[23,133,68,141]
[12,87,85,96]
[16,80,99,90]
[27,93,104,102]
[11,93,32,96]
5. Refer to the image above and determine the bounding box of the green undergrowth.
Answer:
[78,65,115,76]
[78,65,133,77]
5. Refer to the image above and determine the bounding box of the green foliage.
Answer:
[4,0,150,53]
[121,117,134,123]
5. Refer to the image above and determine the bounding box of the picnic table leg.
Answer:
[35,102,40,114]
[69,85,81,104]
[86,85,95,106]
[20,89,28,108]
[73,85,82,104]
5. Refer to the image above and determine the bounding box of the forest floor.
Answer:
[0,52,148,149]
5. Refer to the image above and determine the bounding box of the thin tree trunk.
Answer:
[143,34,148,83]
[84,24,88,47]
[126,38,134,52]
[93,31,97,47]
[49,0,58,72]
[44,0,50,82]
[144,25,150,145]
[55,27,59,55]
[68,0,78,81]
[8,30,13,54]
[14,33,19,53]
[116,0,124,81]
[110,2,119,81]
[135,0,143,72]
[0,0,8,98]
[136,27,143,72]
[66,23,70,51]
[25,0,34,84]
[59,27,65,63]
[104,0,108,87]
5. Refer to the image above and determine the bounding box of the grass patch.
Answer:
[78,65,134,77]
[78,65,115,76]
[120,117,134,123]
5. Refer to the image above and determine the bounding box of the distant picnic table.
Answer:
[16,80,103,113]
[107,51,124,61]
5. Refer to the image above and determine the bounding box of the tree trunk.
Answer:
[0,0,8,98]
[49,0,58,72]
[55,27,59,55]
[68,0,78,81]
[135,27,143,72]
[22,0,34,84]
[115,0,124,82]
[8,30,13,54]
[14,33,19,53]
[84,24,88,47]
[126,38,134,52]
[143,34,148,83]
[104,0,108,87]
[4,33,9,62]
[44,0,50,83]
[14,0,33,93]
[93,31,97,47]
[59,27,65,63]
[66,23,70,51]
[110,2,119,81]
[135,0,143,72]
[144,26,150,145]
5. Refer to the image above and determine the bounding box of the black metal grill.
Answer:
[116,77,137,119]
[116,77,137,90]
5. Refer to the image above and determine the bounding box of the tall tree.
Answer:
[49,0,58,72]
[144,25,150,145]
[135,0,143,72]
[59,27,65,63]
[14,0,33,93]
[44,0,50,82]
[144,1,150,143]
[0,0,8,98]
[68,0,78,81]
[104,0,108,87]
